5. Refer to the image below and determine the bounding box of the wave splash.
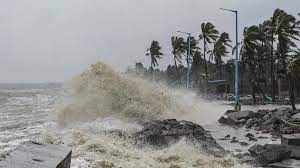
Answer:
[57,62,184,126]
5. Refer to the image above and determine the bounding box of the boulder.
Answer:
[218,110,255,126]
[253,110,270,118]
[133,119,225,157]
[248,144,291,166]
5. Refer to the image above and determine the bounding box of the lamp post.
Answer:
[219,8,241,111]
[177,31,191,88]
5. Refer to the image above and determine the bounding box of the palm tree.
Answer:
[287,57,300,110]
[199,22,220,84]
[239,25,263,103]
[209,32,232,79]
[263,9,283,102]
[146,40,163,73]
[171,36,186,82]
[274,9,300,109]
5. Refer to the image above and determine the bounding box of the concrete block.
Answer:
[0,141,72,168]
[282,134,300,159]
[282,134,300,146]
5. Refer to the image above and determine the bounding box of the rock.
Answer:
[218,110,255,126]
[235,153,243,159]
[248,144,265,156]
[0,141,72,168]
[245,119,255,128]
[218,116,239,126]
[240,155,255,164]
[235,149,242,152]
[230,137,239,143]
[133,119,225,157]
[254,110,270,118]
[239,142,249,146]
[282,134,300,159]
[282,134,300,146]
[225,134,230,138]
[245,133,254,138]
[248,144,291,166]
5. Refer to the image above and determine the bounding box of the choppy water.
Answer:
[0,83,61,152]
[0,63,290,168]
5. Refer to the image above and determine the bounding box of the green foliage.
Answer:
[146,40,163,68]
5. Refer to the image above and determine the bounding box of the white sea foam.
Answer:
[46,62,250,168]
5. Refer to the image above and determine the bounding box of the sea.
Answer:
[0,63,296,168]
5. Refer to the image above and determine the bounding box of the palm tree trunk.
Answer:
[240,64,244,96]
[270,34,276,102]
[203,38,209,92]
[174,56,181,84]
[250,64,257,104]
[150,57,154,80]
[288,75,296,110]
[280,44,296,110]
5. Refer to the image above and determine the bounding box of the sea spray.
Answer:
[57,62,185,126]
[49,62,248,167]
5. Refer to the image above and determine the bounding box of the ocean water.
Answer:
[0,63,285,168]
[0,83,62,153]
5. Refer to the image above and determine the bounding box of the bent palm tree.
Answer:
[146,40,163,74]
[274,9,300,109]
[171,36,186,82]
[209,32,232,79]
[239,25,262,103]
[199,22,219,84]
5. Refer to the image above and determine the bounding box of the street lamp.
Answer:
[177,31,191,88]
[219,8,241,111]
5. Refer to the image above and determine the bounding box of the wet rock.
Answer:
[230,137,239,143]
[254,110,270,118]
[248,144,291,167]
[133,119,225,157]
[218,110,255,126]
[245,119,255,128]
[245,133,254,138]
[239,142,249,146]
[235,149,242,152]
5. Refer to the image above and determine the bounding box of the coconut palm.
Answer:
[239,25,264,103]
[263,9,283,101]
[274,9,300,109]
[146,40,163,72]
[209,32,232,79]
[171,36,186,82]
[199,22,220,84]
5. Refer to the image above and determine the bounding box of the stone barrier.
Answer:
[0,141,72,168]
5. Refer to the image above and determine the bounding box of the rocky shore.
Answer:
[218,107,300,167]
[133,119,226,157]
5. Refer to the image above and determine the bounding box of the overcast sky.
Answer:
[1,0,300,83]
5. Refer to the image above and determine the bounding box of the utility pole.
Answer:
[220,8,241,111]
[177,31,191,88]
